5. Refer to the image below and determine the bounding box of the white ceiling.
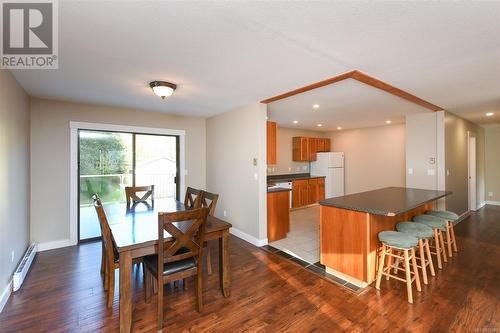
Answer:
[267,78,430,131]
[10,1,500,123]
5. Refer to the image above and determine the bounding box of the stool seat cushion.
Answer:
[396,222,434,239]
[413,214,447,231]
[378,231,418,249]
[426,210,459,221]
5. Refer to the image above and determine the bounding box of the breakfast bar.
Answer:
[319,187,451,287]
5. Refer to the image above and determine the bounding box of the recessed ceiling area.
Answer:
[267,78,431,131]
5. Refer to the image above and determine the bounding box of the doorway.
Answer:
[468,132,476,211]
[78,129,179,241]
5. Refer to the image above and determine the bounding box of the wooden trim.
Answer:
[260,70,442,112]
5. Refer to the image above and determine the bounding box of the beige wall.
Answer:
[30,98,206,246]
[485,125,500,202]
[267,126,326,175]
[444,111,485,215]
[0,71,30,302]
[328,124,406,195]
[207,103,267,241]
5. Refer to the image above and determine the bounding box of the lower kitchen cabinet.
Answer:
[267,190,290,242]
[292,177,325,208]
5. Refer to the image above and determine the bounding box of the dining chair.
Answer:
[184,186,202,209]
[125,185,154,211]
[200,191,219,275]
[93,194,120,308]
[143,207,209,331]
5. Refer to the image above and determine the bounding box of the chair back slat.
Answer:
[184,187,202,209]
[200,191,219,216]
[157,208,208,266]
[92,194,116,263]
[125,185,154,210]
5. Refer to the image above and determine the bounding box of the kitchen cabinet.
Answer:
[267,190,290,242]
[292,177,325,208]
[292,136,330,161]
[267,121,277,165]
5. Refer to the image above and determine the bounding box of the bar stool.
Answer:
[376,231,421,303]
[396,222,435,285]
[413,214,447,268]
[426,210,459,255]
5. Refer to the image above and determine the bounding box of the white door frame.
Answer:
[69,121,186,245]
[467,131,477,211]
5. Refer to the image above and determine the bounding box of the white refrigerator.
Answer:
[310,152,345,198]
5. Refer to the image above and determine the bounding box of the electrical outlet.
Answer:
[288,167,292,172]
[11,250,14,263]
[446,169,450,176]
[223,210,227,217]
[488,192,493,197]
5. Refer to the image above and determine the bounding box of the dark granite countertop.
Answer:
[267,173,325,183]
[267,187,292,193]
[319,187,451,216]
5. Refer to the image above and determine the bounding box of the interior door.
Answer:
[468,134,476,211]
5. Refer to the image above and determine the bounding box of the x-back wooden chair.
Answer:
[184,187,202,209]
[125,185,154,211]
[200,191,219,275]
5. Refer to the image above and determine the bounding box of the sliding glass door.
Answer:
[78,130,179,241]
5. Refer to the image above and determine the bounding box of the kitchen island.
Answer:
[319,187,450,287]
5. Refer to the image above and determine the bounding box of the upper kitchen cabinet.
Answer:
[292,136,330,161]
[267,121,277,165]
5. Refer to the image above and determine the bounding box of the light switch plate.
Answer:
[408,168,413,175]
[427,169,435,176]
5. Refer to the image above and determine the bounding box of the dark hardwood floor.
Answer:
[1,205,499,332]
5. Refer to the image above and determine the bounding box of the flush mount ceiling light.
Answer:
[337,126,342,130]
[486,112,494,117]
[313,104,320,109]
[317,123,323,127]
[293,120,298,124]
[385,120,392,124]
[149,81,177,99]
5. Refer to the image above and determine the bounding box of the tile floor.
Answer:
[269,205,320,264]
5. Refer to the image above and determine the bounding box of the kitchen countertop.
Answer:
[267,187,292,193]
[267,173,326,183]
[319,187,451,216]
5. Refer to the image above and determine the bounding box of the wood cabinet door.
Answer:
[292,179,309,207]
[322,138,331,152]
[266,121,277,164]
[293,137,309,161]
[308,178,318,204]
[308,138,317,161]
[317,178,326,201]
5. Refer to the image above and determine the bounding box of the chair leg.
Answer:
[434,228,442,269]
[418,240,428,285]
[445,223,453,258]
[403,250,413,304]
[157,276,163,331]
[411,248,421,292]
[439,230,448,263]
[206,246,213,276]
[425,239,435,277]
[385,247,393,281]
[144,269,152,304]
[450,222,458,252]
[196,272,203,312]
[183,278,188,291]
[107,267,114,308]
[375,245,386,290]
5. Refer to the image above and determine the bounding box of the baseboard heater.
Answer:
[12,243,37,292]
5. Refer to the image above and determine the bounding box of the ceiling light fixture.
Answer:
[486,112,494,117]
[313,104,320,109]
[385,120,392,124]
[293,120,298,124]
[149,81,177,99]
[317,124,323,127]
[337,126,342,130]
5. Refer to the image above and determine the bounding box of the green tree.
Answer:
[79,132,129,175]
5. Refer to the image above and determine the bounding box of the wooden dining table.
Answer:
[106,198,232,333]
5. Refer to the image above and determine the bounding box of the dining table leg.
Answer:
[119,250,133,333]
[219,230,231,297]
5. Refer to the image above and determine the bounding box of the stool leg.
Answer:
[445,223,453,258]
[439,230,447,263]
[386,247,393,281]
[403,250,413,304]
[449,222,458,252]
[418,239,428,285]
[376,245,386,290]
[433,228,442,269]
[425,239,435,277]
[411,248,421,292]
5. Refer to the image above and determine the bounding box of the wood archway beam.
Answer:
[260,70,443,112]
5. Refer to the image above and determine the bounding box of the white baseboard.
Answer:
[0,281,12,313]
[486,200,500,206]
[230,227,267,247]
[38,239,74,252]
[477,201,486,209]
